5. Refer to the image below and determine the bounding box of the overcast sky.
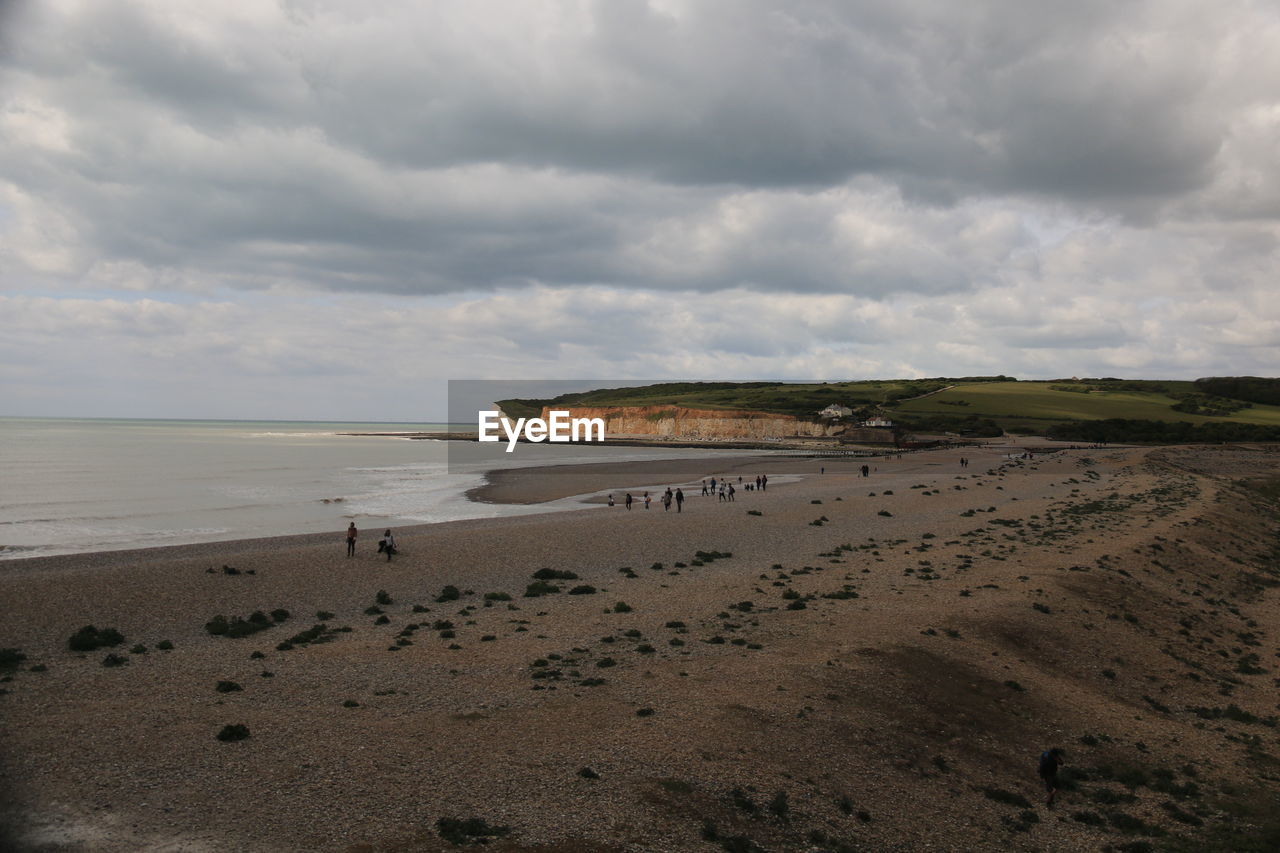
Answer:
[1,0,1277,420]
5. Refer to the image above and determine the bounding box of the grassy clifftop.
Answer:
[498,377,1280,438]
[495,377,1014,420]
[893,379,1280,432]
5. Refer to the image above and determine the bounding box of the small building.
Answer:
[861,416,894,428]
[819,404,853,419]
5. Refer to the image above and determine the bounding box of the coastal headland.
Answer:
[2,444,1279,851]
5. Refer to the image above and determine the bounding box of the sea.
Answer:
[0,417,757,560]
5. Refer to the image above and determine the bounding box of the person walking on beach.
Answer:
[761,474,768,491]
[727,483,735,502]
[675,488,684,512]
[662,491,672,511]
[1038,748,1065,807]
[625,493,633,510]
[644,492,652,510]
[377,529,397,561]
[710,477,717,494]
[346,522,358,557]
[608,494,615,507]
[701,480,709,496]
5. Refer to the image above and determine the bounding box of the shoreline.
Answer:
[0,437,1086,564]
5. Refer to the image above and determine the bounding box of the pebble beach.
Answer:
[2,443,1279,851]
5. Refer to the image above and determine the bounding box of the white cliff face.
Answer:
[538,405,836,439]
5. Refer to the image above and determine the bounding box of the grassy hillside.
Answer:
[498,377,1280,438]
[891,380,1280,432]
[497,377,1014,420]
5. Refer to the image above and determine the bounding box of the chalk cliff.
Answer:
[536,405,837,440]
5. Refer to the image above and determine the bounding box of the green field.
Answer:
[890,381,1280,430]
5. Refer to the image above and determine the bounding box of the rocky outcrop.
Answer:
[536,404,837,440]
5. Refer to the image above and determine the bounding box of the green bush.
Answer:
[205,612,280,639]
[68,625,125,652]
[216,724,250,742]
[613,602,633,613]
[532,568,578,580]
[436,585,461,602]
[524,580,560,597]
[436,817,509,845]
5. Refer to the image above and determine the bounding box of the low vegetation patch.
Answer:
[205,610,289,639]
[436,817,510,846]
[532,568,579,580]
[524,580,561,597]
[68,625,125,652]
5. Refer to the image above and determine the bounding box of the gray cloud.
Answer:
[0,1,1277,417]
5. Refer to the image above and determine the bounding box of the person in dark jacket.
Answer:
[1038,748,1064,806]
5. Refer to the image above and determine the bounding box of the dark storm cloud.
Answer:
[0,0,1277,307]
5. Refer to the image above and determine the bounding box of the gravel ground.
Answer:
[2,443,1278,852]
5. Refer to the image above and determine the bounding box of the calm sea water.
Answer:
[0,418,754,560]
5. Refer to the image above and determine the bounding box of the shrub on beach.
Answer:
[568,585,597,595]
[532,568,578,580]
[436,817,509,845]
[524,581,561,597]
[216,724,250,742]
[612,601,633,613]
[205,612,280,639]
[1,648,28,670]
[68,625,125,652]
[436,585,462,602]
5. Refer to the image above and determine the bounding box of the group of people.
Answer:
[700,474,767,496]
[610,486,686,511]
[344,522,397,561]
[606,473,779,512]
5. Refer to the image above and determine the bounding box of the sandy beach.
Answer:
[2,443,1279,851]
